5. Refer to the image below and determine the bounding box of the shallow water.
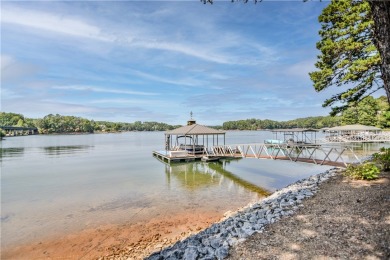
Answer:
[1,131,374,249]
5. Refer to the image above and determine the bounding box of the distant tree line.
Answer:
[1,96,388,134]
[0,113,180,134]
[222,96,390,130]
[222,117,342,130]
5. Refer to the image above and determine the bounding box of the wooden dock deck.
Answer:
[153,151,234,164]
[153,151,201,163]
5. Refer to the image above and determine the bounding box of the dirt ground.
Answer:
[228,171,390,260]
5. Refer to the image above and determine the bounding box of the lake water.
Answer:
[0,131,363,249]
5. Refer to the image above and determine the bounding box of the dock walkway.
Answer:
[153,142,363,167]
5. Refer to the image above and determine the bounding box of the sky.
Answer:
[0,0,354,125]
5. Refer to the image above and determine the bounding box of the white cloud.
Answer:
[133,38,278,66]
[284,59,316,79]
[1,7,113,42]
[1,55,40,82]
[136,41,234,65]
[52,85,159,96]
[0,89,23,109]
[88,98,162,105]
[1,55,14,69]
[1,5,277,66]
[130,69,205,87]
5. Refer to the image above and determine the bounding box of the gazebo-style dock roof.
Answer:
[165,123,225,136]
[165,117,226,151]
[153,115,227,163]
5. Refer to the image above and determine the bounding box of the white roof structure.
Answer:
[271,128,318,132]
[326,124,381,132]
[165,124,225,135]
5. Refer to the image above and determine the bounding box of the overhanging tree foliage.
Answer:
[203,0,390,116]
[310,0,386,115]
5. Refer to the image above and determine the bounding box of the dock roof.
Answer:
[165,124,225,135]
[325,124,381,131]
[271,128,319,133]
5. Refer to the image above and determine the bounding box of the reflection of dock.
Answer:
[164,161,270,196]
[207,162,270,196]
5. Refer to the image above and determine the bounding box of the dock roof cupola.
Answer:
[187,111,196,126]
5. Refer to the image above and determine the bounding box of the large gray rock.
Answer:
[215,246,229,260]
[210,237,223,249]
[183,247,198,260]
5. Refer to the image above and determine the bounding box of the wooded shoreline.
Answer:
[1,96,389,136]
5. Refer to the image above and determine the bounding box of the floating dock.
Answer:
[153,151,200,163]
[153,151,229,164]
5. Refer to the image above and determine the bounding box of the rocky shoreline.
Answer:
[146,168,341,260]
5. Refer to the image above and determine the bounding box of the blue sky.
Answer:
[1,0,348,125]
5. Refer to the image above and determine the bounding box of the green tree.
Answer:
[0,112,26,126]
[357,96,379,126]
[376,96,390,128]
[340,96,383,126]
[341,103,358,125]
[16,119,25,127]
[309,0,383,115]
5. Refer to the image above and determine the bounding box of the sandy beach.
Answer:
[2,209,229,259]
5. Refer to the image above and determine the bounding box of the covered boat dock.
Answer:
[153,118,227,163]
[321,124,388,143]
[153,123,388,166]
[267,128,319,145]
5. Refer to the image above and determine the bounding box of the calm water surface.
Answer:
[1,131,344,247]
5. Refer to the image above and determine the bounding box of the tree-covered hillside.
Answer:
[1,95,388,134]
[0,113,180,134]
[222,116,342,130]
[223,96,389,130]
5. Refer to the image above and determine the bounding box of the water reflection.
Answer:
[0,147,25,160]
[165,160,270,196]
[43,145,93,157]
[165,162,220,190]
[210,160,271,196]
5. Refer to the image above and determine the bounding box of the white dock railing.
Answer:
[205,143,362,166]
